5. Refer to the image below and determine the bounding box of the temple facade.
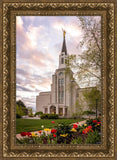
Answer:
[36,31,92,117]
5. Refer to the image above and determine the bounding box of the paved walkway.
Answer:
[22,116,40,119]
[16,119,87,140]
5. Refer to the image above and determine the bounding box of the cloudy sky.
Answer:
[16,16,100,111]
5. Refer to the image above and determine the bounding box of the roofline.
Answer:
[39,91,51,94]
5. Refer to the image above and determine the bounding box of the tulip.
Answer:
[27,132,31,137]
[44,128,51,132]
[73,124,78,129]
[20,132,27,136]
[51,121,55,124]
[51,129,57,133]
[87,126,92,129]
[41,125,44,128]
[38,130,42,134]
[71,128,77,132]
[53,134,56,138]
[93,120,97,123]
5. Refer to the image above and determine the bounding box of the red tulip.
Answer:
[97,122,101,124]
[82,130,87,134]
[88,126,92,129]
[93,120,97,123]
[38,130,42,134]
[73,124,78,129]
[20,132,27,136]
[51,129,57,133]
[27,132,31,137]
[53,134,56,138]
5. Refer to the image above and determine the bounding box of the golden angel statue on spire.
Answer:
[62,28,66,38]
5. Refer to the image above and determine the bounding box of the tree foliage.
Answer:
[27,107,34,117]
[83,87,101,111]
[16,100,26,108]
[35,111,43,117]
[16,100,28,117]
[66,16,102,88]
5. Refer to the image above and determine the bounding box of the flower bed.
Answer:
[16,118,101,144]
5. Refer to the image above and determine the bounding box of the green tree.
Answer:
[16,100,26,108]
[83,87,101,111]
[16,100,28,117]
[16,104,25,116]
[28,107,33,117]
[66,16,101,88]
[75,99,83,116]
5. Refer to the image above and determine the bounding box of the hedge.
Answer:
[40,114,59,119]
[16,113,21,119]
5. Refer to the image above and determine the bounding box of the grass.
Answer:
[16,118,85,134]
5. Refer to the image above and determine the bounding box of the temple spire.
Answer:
[61,29,67,55]
[63,29,66,38]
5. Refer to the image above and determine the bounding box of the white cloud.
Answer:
[26,25,44,48]
[16,16,23,29]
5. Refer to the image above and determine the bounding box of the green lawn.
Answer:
[16,118,84,134]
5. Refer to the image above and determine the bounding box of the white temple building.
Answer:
[36,31,92,117]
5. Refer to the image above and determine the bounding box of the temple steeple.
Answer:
[61,29,67,55]
[59,30,69,69]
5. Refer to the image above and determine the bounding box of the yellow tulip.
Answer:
[31,132,37,137]
[44,128,51,132]
[71,128,77,132]
[60,133,68,137]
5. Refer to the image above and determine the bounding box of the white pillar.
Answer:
[48,106,50,114]
[63,107,65,116]
[56,105,59,114]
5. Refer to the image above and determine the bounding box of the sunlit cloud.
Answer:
[53,22,82,38]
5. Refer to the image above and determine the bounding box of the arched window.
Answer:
[50,106,56,114]
[59,72,63,76]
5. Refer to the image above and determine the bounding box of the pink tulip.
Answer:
[51,121,55,124]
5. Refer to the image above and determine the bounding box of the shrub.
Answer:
[35,112,43,117]
[40,114,49,119]
[48,114,58,119]
[16,113,21,119]
[82,110,95,115]
[28,114,34,117]
[40,114,59,119]
[72,113,82,119]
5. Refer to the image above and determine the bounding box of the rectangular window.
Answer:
[58,78,64,104]
[61,58,64,64]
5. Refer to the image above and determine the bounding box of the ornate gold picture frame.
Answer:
[0,0,116,159]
